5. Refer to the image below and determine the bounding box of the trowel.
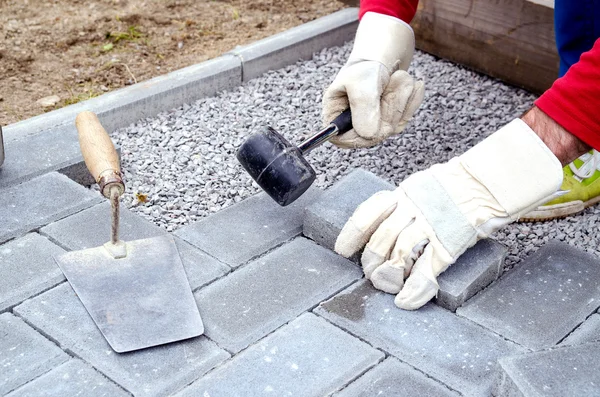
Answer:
[54,111,203,353]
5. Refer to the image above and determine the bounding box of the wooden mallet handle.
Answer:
[75,111,124,198]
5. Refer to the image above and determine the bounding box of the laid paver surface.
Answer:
[458,240,600,350]
[194,237,361,353]
[495,342,600,396]
[175,188,321,268]
[0,233,65,313]
[561,314,600,346]
[315,280,525,396]
[0,313,68,396]
[335,357,459,397]
[175,313,384,397]
[14,283,229,397]
[0,172,102,244]
[6,359,129,397]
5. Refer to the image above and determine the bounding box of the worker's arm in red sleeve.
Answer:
[359,0,419,24]
[535,38,600,151]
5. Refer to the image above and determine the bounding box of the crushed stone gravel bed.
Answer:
[112,41,600,270]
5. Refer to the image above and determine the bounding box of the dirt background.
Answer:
[1,0,346,125]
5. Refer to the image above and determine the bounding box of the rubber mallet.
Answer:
[237,109,352,206]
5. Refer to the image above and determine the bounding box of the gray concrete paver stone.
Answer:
[175,313,383,397]
[494,342,600,397]
[230,8,358,81]
[436,239,507,312]
[0,313,68,395]
[6,359,129,397]
[14,283,229,397]
[335,357,460,397]
[0,234,66,313]
[315,280,524,397]
[175,189,321,268]
[40,201,228,290]
[303,169,394,255]
[0,172,102,243]
[561,314,600,346]
[194,237,362,353]
[458,240,600,350]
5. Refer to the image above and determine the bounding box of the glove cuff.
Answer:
[459,118,564,218]
[349,12,415,72]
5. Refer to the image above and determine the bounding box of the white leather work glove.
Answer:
[323,12,425,149]
[335,119,563,310]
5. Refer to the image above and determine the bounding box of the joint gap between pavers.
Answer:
[312,311,391,356]
[327,351,387,397]
[190,264,233,294]
[3,360,69,396]
[556,307,600,345]
[12,307,74,352]
[454,309,531,352]
[1,280,67,315]
[307,279,364,314]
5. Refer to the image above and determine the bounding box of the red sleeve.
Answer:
[535,39,600,150]
[359,0,419,24]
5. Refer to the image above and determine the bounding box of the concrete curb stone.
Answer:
[314,280,525,397]
[0,172,103,244]
[334,357,460,397]
[6,359,129,397]
[457,240,600,350]
[194,237,361,353]
[175,188,322,268]
[14,283,229,397]
[174,313,383,397]
[40,201,229,291]
[0,313,69,395]
[493,343,600,396]
[0,233,66,313]
[229,8,359,81]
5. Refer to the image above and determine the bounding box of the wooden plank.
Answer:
[412,0,559,94]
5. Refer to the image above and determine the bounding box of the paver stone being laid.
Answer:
[0,313,68,395]
[334,357,460,397]
[0,172,103,243]
[6,359,129,397]
[315,280,525,397]
[14,283,229,397]
[175,313,384,397]
[194,237,362,353]
[304,168,507,311]
[303,169,394,254]
[561,314,600,346]
[436,239,507,312]
[40,201,229,290]
[175,187,321,268]
[493,342,600,396]
[458,240,600,350]
[0,233,66,313]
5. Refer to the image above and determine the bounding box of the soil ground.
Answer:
[0,0,346,126]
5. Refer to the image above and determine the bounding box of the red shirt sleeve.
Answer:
[535,39,600,150]
[359,0,419,24]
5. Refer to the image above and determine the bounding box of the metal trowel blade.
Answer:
[54,235,203,353]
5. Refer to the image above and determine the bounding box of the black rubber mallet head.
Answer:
[237,109,353,206]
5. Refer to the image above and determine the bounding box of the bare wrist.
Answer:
[521,106,590,166]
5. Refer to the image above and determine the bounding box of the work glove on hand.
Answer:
[335,119,563,310]
[322,12,425,149]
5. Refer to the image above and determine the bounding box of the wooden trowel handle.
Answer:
[75,111,125,199]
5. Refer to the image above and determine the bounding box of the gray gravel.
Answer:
[112,41,600,270]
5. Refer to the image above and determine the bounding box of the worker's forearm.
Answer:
[521,106,590,166]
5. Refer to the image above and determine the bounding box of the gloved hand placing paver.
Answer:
[322,12,424,149]
[335,111,567,310]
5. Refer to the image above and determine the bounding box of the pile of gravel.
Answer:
[112,41,600,270]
